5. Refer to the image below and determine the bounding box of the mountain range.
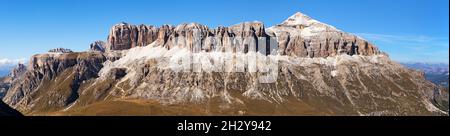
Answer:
[0,12,448,116]
[402,63,449,88]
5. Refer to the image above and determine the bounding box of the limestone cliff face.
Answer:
[89,41,107,52]
[3,52,107,112]
[267,12,379,57]
[106,22,271,54]
[106,13,378,58]
[0,64,26,99]
[48,48,73,53]
[1,12,447,115]
[107,23,159,50]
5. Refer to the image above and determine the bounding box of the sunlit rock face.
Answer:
[2,12,447,116]
[106,12,380,58]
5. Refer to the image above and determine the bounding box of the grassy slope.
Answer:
[37,96,324,116]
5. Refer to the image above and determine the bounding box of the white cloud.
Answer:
[0,58,27,67]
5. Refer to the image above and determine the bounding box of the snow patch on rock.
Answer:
[331,70,338,77]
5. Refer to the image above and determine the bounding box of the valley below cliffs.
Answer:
[1,12,448,116]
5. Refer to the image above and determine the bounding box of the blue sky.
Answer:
[0,0,448,65]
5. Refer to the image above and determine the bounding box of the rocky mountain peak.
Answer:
[229,21,266,37]
[282,12,316,26]
[48,48,73,53]
[119,22,128,25]
[0,63,27,99]
[9,63,26,79]
[266,12,379,57]
[273,12,339,35]
[89,40,106,52]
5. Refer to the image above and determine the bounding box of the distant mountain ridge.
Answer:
[402,63,449,74]
[402,63,449,88]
